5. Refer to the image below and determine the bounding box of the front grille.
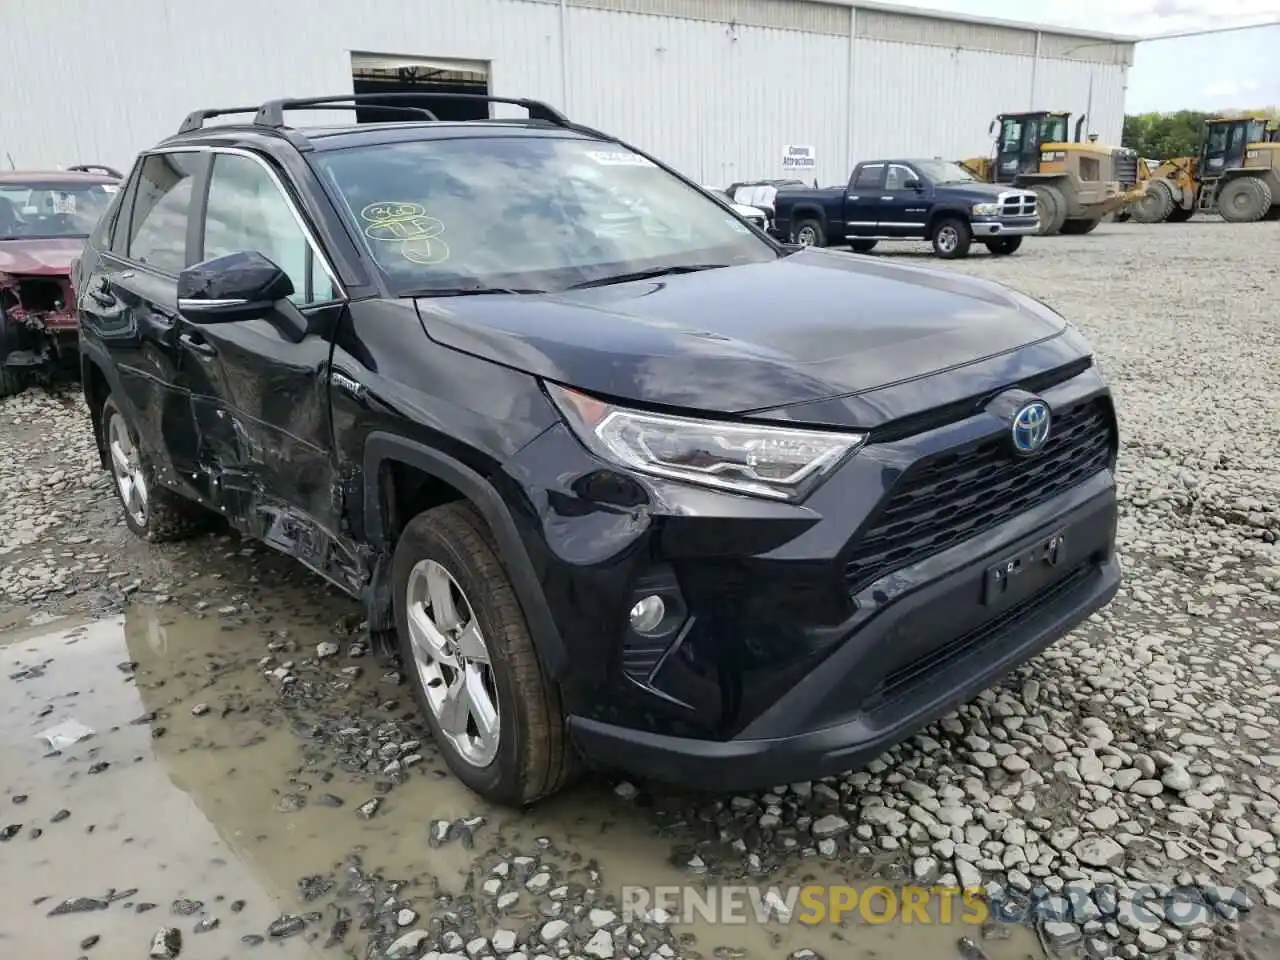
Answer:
[999,194,1037,217]
[1113,149,1139,188]
[843,397,1115,594]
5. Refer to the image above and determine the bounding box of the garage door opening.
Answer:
[350,53,490,123]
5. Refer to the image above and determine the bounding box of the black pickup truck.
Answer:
[772,159,1039,259]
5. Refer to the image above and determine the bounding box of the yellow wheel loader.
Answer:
[961,111,1144,236]
[1128,117,1280,224]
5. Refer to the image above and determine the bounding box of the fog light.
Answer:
[629,595,666,634]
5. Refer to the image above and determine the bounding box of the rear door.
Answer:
[843,164,884,238]
[77,150,207,495]
[181,148,358,589]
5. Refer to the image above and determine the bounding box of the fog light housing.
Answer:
[629,595,666,634]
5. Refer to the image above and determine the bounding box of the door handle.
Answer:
[179,332,216,357]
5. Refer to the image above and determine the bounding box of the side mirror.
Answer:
[176,250,294,323]
[904,178,922,191]
[988,120,996,136]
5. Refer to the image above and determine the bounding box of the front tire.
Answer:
[392,502,576,806]
[102,394,208,542]
[1129,180,1175,223]
[984,236,1023,256]
[1031,184,1067,235]
[930,217,972,258]
[1059,218,1100,235]
[0,364,26,399]
[792,219,825,247]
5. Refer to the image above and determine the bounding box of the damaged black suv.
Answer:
[76,94,1121,806]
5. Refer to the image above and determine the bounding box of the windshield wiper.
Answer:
[565,264,730,290]
[405,286,548,298]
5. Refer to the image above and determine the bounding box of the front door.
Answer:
[843,163,884,238]
[996,116,1039,182]
[880,164,929,238]
[78,150,208,498]
[181,149,359,590]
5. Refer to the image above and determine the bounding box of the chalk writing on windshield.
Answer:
[360,201,451,265]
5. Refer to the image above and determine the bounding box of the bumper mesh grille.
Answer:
[844,397,1115,594]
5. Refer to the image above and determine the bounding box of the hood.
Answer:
[944,182,1017,201]
[415,247,1069,421]
[0,237,83,276]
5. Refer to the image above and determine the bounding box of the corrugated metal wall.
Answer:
[0,0,1129,184]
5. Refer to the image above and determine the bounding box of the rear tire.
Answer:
[1129,180,1175,223]
[1031,184,1067,235]
[930,217,972,259]
[102,394,209,542]
[849,239,878,253]
[984,236,1023,256]
[1217,177,1272,223]
[391,501,577,806]
[792,219,826,247]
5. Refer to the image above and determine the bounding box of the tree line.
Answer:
[1122,108,1278,160]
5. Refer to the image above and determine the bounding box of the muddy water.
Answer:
[1,605,1045,959]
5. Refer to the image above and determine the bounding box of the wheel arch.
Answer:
[925,204,970,232]
[362,432,569,680]
[789,205,827,228]
[79,344,129,471]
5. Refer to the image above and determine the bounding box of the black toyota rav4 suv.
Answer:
[75,94,1120,806]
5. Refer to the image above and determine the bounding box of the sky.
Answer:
[885,0,1280,113]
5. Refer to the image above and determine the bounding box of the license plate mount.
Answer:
[983,529,1067,606]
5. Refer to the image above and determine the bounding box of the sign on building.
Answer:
[782,145,815,171]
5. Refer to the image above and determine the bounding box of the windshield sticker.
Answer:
[584,150,655,168]
[360,201,450,266]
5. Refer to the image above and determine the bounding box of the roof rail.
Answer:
[177,102,441,134]
[67,163,124,178]
[252,93,569,128]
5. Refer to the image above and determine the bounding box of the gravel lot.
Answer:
[1,219,1278,960]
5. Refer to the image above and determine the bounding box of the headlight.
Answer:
[971,202,1000,216]
[547,383,865,501]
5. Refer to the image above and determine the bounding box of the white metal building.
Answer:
[0,0,1134,187]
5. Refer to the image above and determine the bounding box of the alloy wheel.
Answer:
[107,411,148,528]
[405,559,501,767]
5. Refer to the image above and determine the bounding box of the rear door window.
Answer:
[852,165,884,190]
[127,152,201,274]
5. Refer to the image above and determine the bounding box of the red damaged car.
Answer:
[0,165,123,397]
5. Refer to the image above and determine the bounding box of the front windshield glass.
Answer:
[913,160,977,184]
[1038,115,1069,143]
[0,181,118,240]
[312,136,777,294]
[1247,121,1267,143]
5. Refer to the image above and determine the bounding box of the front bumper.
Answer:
[971,217,1039,237]
[498,362,1119,790]
[569,485,1118,791]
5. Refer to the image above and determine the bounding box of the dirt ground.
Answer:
[2,218,1278,960]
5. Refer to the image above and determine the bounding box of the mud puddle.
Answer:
[1,604,1045,959]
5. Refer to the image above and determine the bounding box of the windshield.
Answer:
[312,136,777,294]
[0,181,118,240]
[913,160,978,184]
[1038,115,1069,143]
